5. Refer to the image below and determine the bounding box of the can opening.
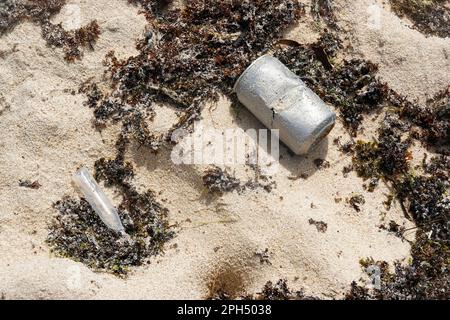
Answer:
[308,120,335,152]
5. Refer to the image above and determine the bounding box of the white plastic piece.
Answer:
[73,167,125,233]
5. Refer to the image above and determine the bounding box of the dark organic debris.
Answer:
[396,173,449,242]
[19,179,41,189]
[310,0,338,29]
[41,20,101,62]
[203,166,240,194]
[390,0,450,38]
[19,0,446,298]
[206,261,248,300]
[0,0,66,35]
[308,218,328,233]
[379,220,406,238]
[48,135,174,275]
[348,193,365,212]
[345,113,449,299]
[346,231,450,299]
[83,0,305,148]
[0,0,100,61]
[352,115,411,180]
[254,248,271,264]
[349,110,448,241]
[313,158,330,169]
[255,279,318,300]
[397,87,450,147]
[202,165,275,194]
[275,34,389,134]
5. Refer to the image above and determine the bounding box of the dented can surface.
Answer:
[234,55,336,155]
[73,167,125,233]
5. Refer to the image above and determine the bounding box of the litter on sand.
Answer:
[234,54,336,155]
[73,166,125,233]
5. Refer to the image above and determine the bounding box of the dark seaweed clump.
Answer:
[0,0,100,61]
[346,231,450,299]
[83,0,305,148]
[274,34,389,135]
[202,165,276,194]
[0,0,65,35]
[344,111,449,299]
[203,166,241,194]
[352,115,412,180]
[48,136,174,275]
[396,87,450,147]
[344,100,449,299]
[308,218,328,233]
[390,0,450,38]
[379,220,406,238]
[349,110,449,242]
[348,193,365,212]
[41,20,100,62]
[396,167,449,242]
[311,0,338,29]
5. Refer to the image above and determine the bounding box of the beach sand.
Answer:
[0,0,448,299]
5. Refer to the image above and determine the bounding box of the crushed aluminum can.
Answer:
[233,54,336,155]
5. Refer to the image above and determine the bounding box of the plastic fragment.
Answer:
[72,166,125,233]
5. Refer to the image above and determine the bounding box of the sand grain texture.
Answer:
[1,0,448,299]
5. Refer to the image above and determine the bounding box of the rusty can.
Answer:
[234,54,336,155]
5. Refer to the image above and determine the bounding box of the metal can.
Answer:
[233,54,336,155]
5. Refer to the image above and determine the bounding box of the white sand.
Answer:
[0,0,448,299]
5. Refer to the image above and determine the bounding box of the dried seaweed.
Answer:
[12,0,446,296]
[41,20,101,62]
[398,87,449,147]
[47,135,174,275]
[254,248,271,264]
[202,165,276,194]
[353,116,411,180]
[18,179,41,189]
[310,0,338,30]
[345,109,449,299]
[0,0,100,61]
[0,0,66,35]
[308,218,328,232]
[313,158,330,169]
[379,220,406,238]
[396,174,449,241]
[390,0,450,38]
[83,0,305,148]
[348,193,365,212]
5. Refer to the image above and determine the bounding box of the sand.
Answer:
[0,0,448,299]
